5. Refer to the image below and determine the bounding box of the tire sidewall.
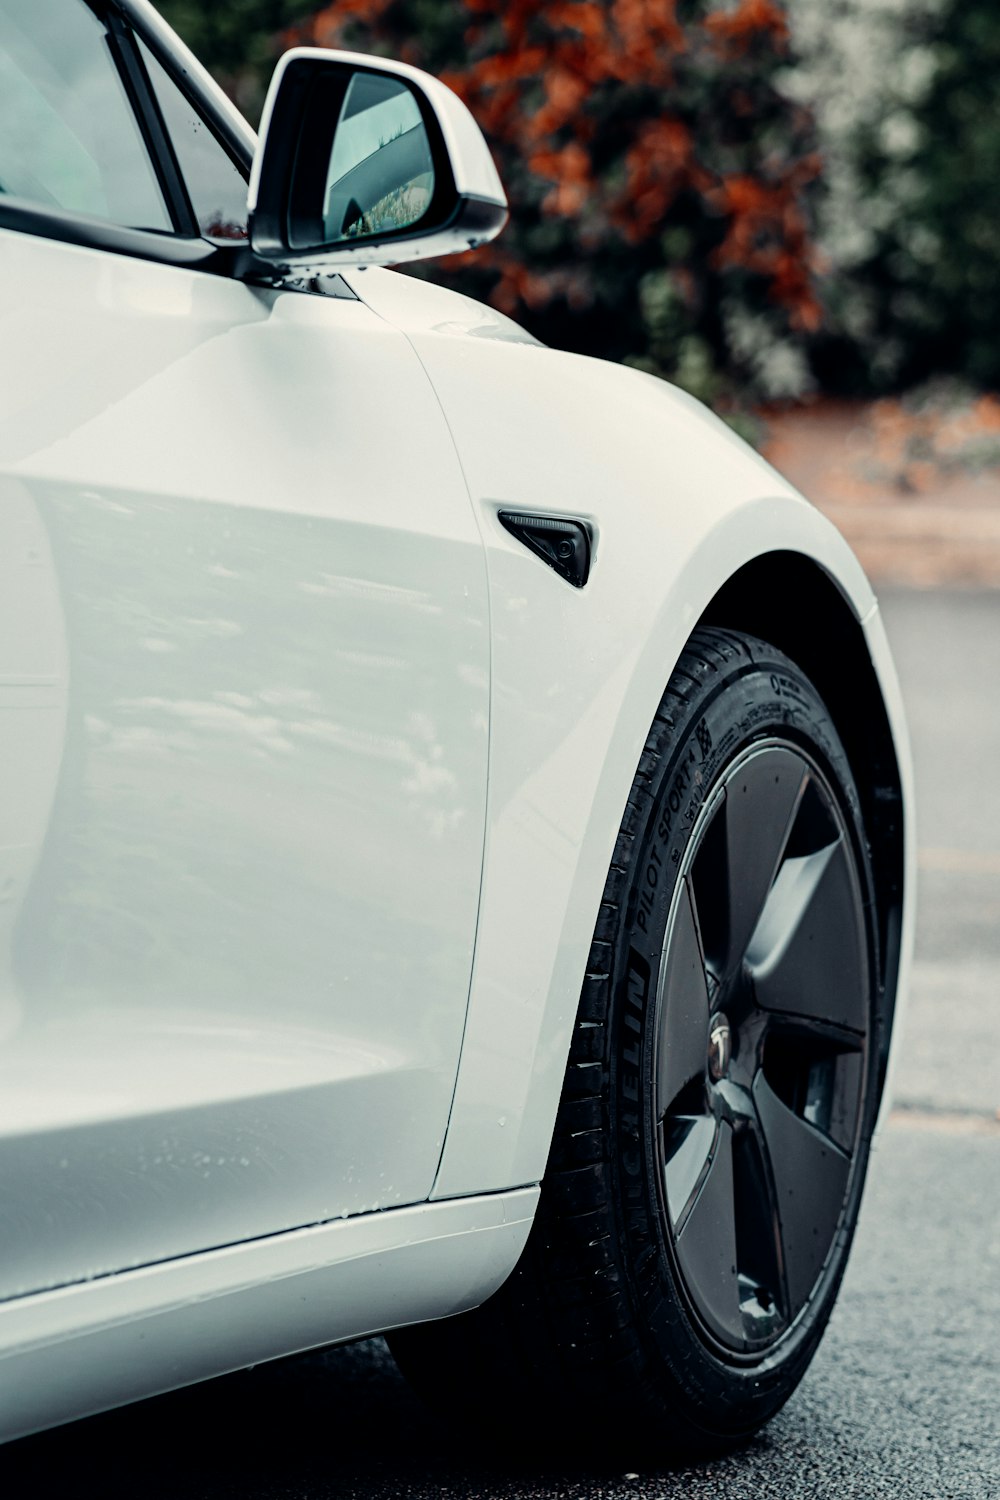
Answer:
[609,640,879,1438]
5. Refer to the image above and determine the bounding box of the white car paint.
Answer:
[0,1188,538,1442]
[353,265,914,1194]
[250,47,508,272]
[0,225,492,1297]
[0,0,913,1446]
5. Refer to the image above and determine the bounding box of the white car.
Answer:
[0,0,913,1455]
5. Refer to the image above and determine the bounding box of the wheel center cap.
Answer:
[707,1012,732,1081]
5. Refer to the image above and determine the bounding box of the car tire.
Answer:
[390,627,881,1455]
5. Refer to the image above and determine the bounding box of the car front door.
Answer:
[0,0,490,1299]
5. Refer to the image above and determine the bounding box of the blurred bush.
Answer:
[848,0,1000,393]
[284,0,823,411]
[158,0,1000,407]
[785,0,1000,398]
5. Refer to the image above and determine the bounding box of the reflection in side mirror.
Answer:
[249,48,508,273]
[323,74,434,243]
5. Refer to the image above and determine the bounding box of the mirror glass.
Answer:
[323,74,434,242]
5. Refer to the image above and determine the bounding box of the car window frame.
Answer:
[0,0,254,275]
[105,5,199,235]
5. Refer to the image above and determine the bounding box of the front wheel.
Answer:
[390,627,881,1455]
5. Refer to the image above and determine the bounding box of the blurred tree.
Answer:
[281,0,823,407]
[781,0,941,394]
[847,0,1000,391]
[156,0,318,122]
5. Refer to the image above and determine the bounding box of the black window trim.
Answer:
[0,194,234,269]
[105,8,199,236]
[117,0,253,179]
[126,20,252,186]
[0,0,260,279]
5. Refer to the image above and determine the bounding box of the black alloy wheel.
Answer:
[655,739,869,1357]
[389,628,883,1455]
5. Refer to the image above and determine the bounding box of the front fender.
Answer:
[352,275,913,1200]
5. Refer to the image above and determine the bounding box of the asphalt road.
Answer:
[2,588,999,1499]
[881,589,1000,1120]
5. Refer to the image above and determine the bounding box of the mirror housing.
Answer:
[249,48,508,272]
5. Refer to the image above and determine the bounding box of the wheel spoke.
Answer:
[662,1114,716,1226]
[747,838,867,1034]
[731,1126,786,1337]
[656,878,711,1117]
[692,748,807,979]
[674,1120,743,1345]
[752,1072,851,1318]
[650,733,871,1357]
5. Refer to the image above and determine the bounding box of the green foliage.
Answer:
[852,0,1000,389]
[792,0,1000,394]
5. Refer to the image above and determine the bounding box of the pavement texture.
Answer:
[880,589,1000,1121]
[2,590,998,1498]
[763,401,1000,588]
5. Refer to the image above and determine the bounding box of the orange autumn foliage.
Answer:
[705,0,788,52]
[290,0,822,397]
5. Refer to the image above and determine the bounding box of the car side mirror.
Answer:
[248,48,508,272]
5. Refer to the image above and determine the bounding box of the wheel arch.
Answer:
[411,299,919,1204]
[697,550,906,1112]
[433,482,914,1210]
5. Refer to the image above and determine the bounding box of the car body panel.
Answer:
[0,1186,538,1444]
[343,275,913,1196]
[0,225,491,1298]
[0,0,914,1445]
